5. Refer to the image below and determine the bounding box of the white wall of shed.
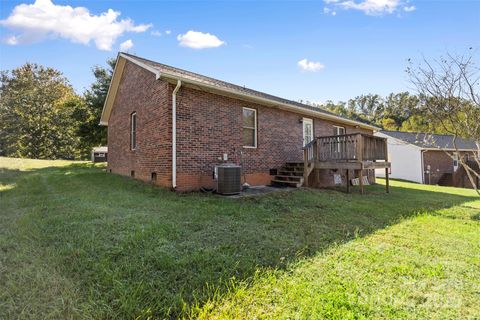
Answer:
[375,132,423,184]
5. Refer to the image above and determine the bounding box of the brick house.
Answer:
[101,53,390,192]
[376,131,479,188]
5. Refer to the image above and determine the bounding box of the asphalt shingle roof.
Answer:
[122,53,373,127]
[381,130,478,150]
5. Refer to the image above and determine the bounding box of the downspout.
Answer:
[172,80,182,189]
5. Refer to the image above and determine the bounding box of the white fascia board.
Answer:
[376,132,424,151]
[100,54,124,125]
[420,147,478,152]
[121,54,378,131]
[375,132,428,151]
[99,54,161,126]
[157,72,379,131]
[119,53,161,79]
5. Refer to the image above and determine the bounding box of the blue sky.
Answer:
[0,0,479,103]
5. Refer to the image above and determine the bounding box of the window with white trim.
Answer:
[333,125,346,136]
[242,107,257,148]
[130,112,137,150]
[453,152,459,171]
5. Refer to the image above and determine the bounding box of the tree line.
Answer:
[301,92,458,133]
[1,51,478,164]
[0,59,115,160]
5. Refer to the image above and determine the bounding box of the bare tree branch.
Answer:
[407,49,480,195]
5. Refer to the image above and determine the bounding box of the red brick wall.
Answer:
[174,85,372,191]
[107,61,172,187]
[423,150,454,185]
[422,150,479,187]
[107,62,374,191]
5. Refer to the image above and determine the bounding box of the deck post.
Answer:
[359,169,364,194]
[346,169,350,193]
[356,133,364,162]
[384,140,389,193]
[313,141,319,187]
[303,148,309,187]
[385,167,390,193]
[357,134,364,194]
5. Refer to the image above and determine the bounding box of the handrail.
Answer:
[312,133,387,140]
[302,133,390,192]
[303,133,388,163]
[302,139,317,150]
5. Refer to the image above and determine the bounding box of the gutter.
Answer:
[158,72,378,131]
[114,53,378,131]
[172,80,182,189]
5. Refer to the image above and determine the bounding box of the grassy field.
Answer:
[1,157,479,319]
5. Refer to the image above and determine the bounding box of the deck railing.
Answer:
[303,133,388,163]
[302,133,390,193]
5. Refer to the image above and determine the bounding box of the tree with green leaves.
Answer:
[75,58,116,156]
[313,92,424,131]
[0,63,84,159]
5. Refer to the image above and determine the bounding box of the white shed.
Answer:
[91,146,108,163]
[375,132,423,183]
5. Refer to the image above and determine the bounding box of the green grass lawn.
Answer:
[1,157,479,319]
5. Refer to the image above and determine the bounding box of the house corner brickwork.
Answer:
[107,61,172,188]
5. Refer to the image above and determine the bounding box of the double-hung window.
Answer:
[242,107,257,148]
[130,112,137,150]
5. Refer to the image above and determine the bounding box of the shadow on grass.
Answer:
[1,163,477,319]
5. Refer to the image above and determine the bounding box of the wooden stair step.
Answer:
[283,166,304,171]
[271,179,303,187]
[278,171,303,176]
[284,163,304,168]
[280,166,304,171]
[274,175,303,181]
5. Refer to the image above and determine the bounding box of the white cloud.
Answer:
[151,30,162,36]
[0,0,151,50]
[177,30,225,49]
[298,59,325,72]
[5,36,18,45]
[120,39,133,51]
[323,7,337,15]
[324,0,416,16]
[165,30,171,35]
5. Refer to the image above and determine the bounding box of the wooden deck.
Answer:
[303,133,391,193]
